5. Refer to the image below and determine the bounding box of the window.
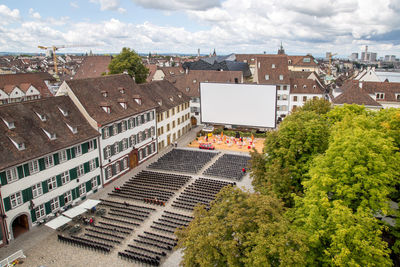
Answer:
[59,150,67,163]
[293,96,298,101]
[32,183,43,198]
[44,155,54,168]
[115,162,120,174]
[396,94,400,100]
[47,177,57,191]
[78,184,86,196]
[29,160,39,174]
[103,127,110,139]
[10,192,23,208]
[106,166,112,180]
[120,102,127,109]
[376,93,385,100]
[123,138,128,150]
[265,75,269,80]
[102,106,110,113]
[121,121,126,132]
[89,159,97,171]
[122,157,128,170]
[64,191,72,204]
[172,121,176,128]
[61,171,70,185]
[130,135,136,147]
[282,95,287,100]
[166,110,170,118]
[77,164,84,178]
[303,57,311,63]
[88,140,95,151]
[186,87,190,92]
[172,108,175,116]
[6,167,18,183]
[50,197,59,211]
[35,204,45,220]
[292,105,297,110]
[279,75,284,80]
[151,127,155,137]
[137,133,141,143]
[74,145,82,157]
[272,64,275,68]
[303,96,307,102]
[105,146,111,159]
[91,177,98,188]
[313,96,318,100]
[114,142,119,154]
[167,124,170,131]
[283,85,287,90]
[113,124,118,135]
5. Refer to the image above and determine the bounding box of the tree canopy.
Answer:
[108,47,149,83]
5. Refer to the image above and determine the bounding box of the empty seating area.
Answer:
[203,154,251,180]
[148,149,218,174]
[172,178,235,210]
[120,210,193,265]
[108,170,191,204]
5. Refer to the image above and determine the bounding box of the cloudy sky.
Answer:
[1,0,400,58]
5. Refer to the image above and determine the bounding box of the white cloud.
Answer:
[0,5,20,25]
[90,0,121,11]
[70,2,79,8]
[131,0,220,11]
[29,8,41,19]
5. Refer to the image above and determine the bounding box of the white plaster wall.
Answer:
[25,85,40,97]
[289,94,323,111]
[9,87,25,100]
[152,70,165,81]
[157,104,190,147]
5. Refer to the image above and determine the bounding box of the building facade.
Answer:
[0,96,101,242]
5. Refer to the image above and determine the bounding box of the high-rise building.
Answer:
[350,53,358,61]
[384,55,396,62]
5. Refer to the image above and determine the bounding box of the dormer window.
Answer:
[376,93,385,100]
[101,91,108,97]
[169,97,174,102]
[36,112,46,121]
[288,60,292,64]
[157,100,162,106]
[193,80,197,83]
[258,62,260,68]
[396,94,400,100]
[313,85,316,89]
[279,75,284,80]
[66,123,77,134]
[42,128,56,140]
[294,85,297,88]
[58,107,68,116]
[118,87,125,94]
[186,87,190,92]
[265,75,269,80]
[303,57,311,63]
[178,93,182,98]
[8,137,25,151]
[2,118,15,129]
[303,85,307,88]
[120,102,127,109]
[272,64,276,68]
[102,106,111,113]
[134,96,142,105]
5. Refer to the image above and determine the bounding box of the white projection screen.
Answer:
[200,82,277,128]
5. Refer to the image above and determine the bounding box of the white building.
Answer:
[57,74,158,185]
[0,96,101,242]
[289,77,327,112]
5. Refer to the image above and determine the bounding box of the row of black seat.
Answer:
[84,232,121,244]
[148,149,218,174]
[72,235,114,248]
[119,251,160,266]
[86,227,125,239]
[204,154,250,180]
[100,215,140,226]
[99,198,156,211]
[58,234,110,253]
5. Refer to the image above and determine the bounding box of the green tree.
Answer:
[176,186,308,267]
[108,47,149,83]
[326,104,369,124]
[298,98,332,115]
[252,110,330,206]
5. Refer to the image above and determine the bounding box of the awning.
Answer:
[45,215,71,230]
[78,199,101,210]
[62,206,87,218]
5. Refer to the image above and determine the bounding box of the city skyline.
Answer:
[1,0,400,57]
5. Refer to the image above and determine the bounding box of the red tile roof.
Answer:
[256,55,290,85]
[74,56,112,79]
[290,78,325,94]
[0,72,54,97]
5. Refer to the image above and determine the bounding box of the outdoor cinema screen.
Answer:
[200,82,277,128]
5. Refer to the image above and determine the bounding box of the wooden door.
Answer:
[129,149,138,169]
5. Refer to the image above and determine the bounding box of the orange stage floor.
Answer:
[187,135,265,153]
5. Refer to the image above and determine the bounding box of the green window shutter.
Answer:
[109,126,113,136]
[45,202,51,214]
[103,148,107,159]
[97,175,101,186]
[0,172,7,186]
[38,158,45,171]
[59,195,65,207]
[119,141,123,152]
[42,181,49,194]
[101,129,105,139]
[84,162,90,174]
[95,158,99,168]
[69,168,77,180]
[3,197,11,212]
[82,142,88,154]
[72,189,77,200]
[70,148,76,158]
[75,187,80,198]
[66,149,71,160]
[56,175,62,187]
[117,123,122,133]
[127,120,131,129]
[111,145,115,156]
[124,121,128,131]
[86,180,92,192]
[23,164,30,177]
[22,188,33,203]
[111,164,116,176]
[128,137,132,147]
[53,153,59,165]
[93,139,97,149]
[17,166,24,179]
[30,209,37,223]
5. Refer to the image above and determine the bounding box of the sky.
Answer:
[1,0,400,58]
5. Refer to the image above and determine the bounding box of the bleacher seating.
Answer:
[148,149,218,174]
[203,154,251,180]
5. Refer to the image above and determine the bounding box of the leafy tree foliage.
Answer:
[108,47,149,83]
[325,104,369,124]
[298,98,332,115]
[252,110,330,206]
[176,186,308,267]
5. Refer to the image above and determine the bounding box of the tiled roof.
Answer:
[138,80,190,112]
[158,66,185,78]
[332,85,381,107]
[288,55,318,67]
[0,96,100,170]
[65,74,158,125]
[290,78,325,94]
[74,56,112,79]
[361,81,400,102]
[256,55,290,85]
[165,70,243,97]
[0,72,55,97]
[145,64,157,82]
[182,59,251,77]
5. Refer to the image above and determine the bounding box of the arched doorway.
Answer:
[129,149,138,170]
[191,116,197,126]
[12,214,29,239]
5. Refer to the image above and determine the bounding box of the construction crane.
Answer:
[327,53,338,76]
[38,44,93,76]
